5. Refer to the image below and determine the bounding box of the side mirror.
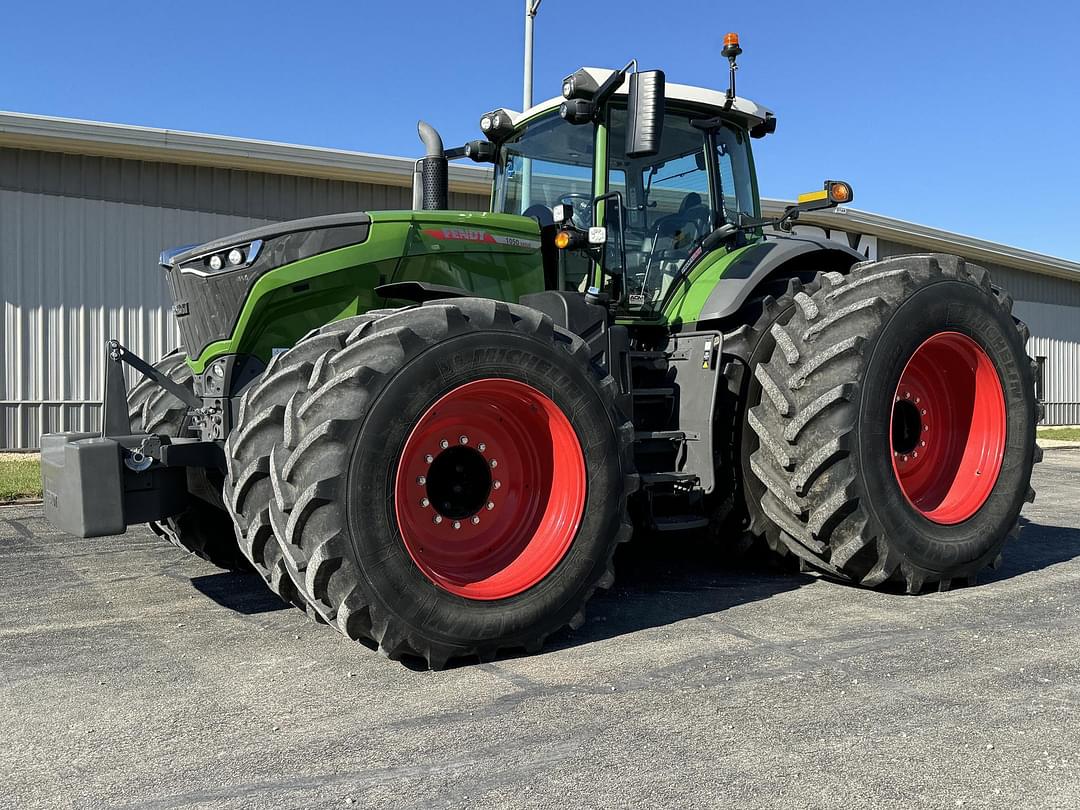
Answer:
[625,70,665,159]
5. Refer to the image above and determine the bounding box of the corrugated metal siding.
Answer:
[877,239,1080,425]
[0,146,487,448]
[1013,301,1080,426]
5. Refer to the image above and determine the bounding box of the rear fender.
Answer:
[694,235,863,322]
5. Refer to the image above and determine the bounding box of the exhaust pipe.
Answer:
[414,121,448,211]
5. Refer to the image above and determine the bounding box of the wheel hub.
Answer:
[424,444,493,520]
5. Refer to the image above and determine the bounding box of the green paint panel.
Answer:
[187,212,546,373]
[662,244,754,326]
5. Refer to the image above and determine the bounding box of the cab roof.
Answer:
[505,67,774,129]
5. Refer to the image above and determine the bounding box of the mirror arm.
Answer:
[592,59,638,113]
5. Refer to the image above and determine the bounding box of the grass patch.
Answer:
[0,454,42,501]
[1038,427,1080,442]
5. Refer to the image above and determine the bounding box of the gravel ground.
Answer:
[2,451,1078,809]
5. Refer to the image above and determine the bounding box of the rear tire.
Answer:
[244,299,636,667]
[127,349,245,570]
[747,254,1038,591]
[714,275,822,556]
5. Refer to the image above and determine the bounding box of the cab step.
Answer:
[640,471,699,486]
[652,515,711,532]
[633,387,675,400]
[634,430,686,442]
[629,350,668,370]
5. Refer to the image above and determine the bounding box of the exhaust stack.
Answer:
[413,121,448,211]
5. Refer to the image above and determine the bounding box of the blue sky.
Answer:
[3,1,1078,259]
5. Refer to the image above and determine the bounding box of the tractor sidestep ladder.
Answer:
[627,331,724,534]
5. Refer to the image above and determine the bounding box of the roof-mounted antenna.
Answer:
[722,32,742,107]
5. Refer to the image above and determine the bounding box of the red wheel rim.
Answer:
[889,331,1007,525]
[394,379,587,600]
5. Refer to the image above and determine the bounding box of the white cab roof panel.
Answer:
[506,67,773,128]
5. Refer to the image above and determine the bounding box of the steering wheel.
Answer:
[558,194,593,229]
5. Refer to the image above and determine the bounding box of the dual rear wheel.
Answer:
[745,254,1038,591]
[223,300,636,667]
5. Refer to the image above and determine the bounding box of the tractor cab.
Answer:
[481,60,771,320]
[468,43,852,331]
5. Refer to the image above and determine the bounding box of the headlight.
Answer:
[178,239,262,276]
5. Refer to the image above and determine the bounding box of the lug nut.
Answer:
[490,459,498,468]
[420,497,430,508]
[459,435,469,445]
[440,439,449,450]
[433,515,443,525]
[487,502,495,510]
[425,454,434,464]
[478,443,486,452]
[453,521,461,530]
[471,516,480,525]
[493,480,501,490]
[416,475,426,486]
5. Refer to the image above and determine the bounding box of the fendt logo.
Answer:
[422,228,541,251]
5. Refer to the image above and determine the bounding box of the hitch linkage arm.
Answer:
[101,340,203,438]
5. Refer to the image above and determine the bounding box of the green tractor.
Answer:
[42,38,1039,667]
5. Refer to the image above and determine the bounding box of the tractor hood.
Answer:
[162,209,549,372]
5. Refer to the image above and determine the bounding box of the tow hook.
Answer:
[124,435,160,472]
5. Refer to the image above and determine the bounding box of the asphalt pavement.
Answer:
[2,451,1079,809]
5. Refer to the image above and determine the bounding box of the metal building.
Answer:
[1,111,1077,448]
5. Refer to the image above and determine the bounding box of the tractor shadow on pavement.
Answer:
[177,517,1080,659]
[547,515,1080,653]
[189,570,292,615]
[546,533,808,652]
[982,516,1080,584]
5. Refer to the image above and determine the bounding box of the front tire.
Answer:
[748,254,1038,591]
[127,348,246,570]
[245,299,636,667]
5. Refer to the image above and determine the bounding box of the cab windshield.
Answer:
[494,112,595,221]
[493,111,595,290]
[491,104,758,304]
